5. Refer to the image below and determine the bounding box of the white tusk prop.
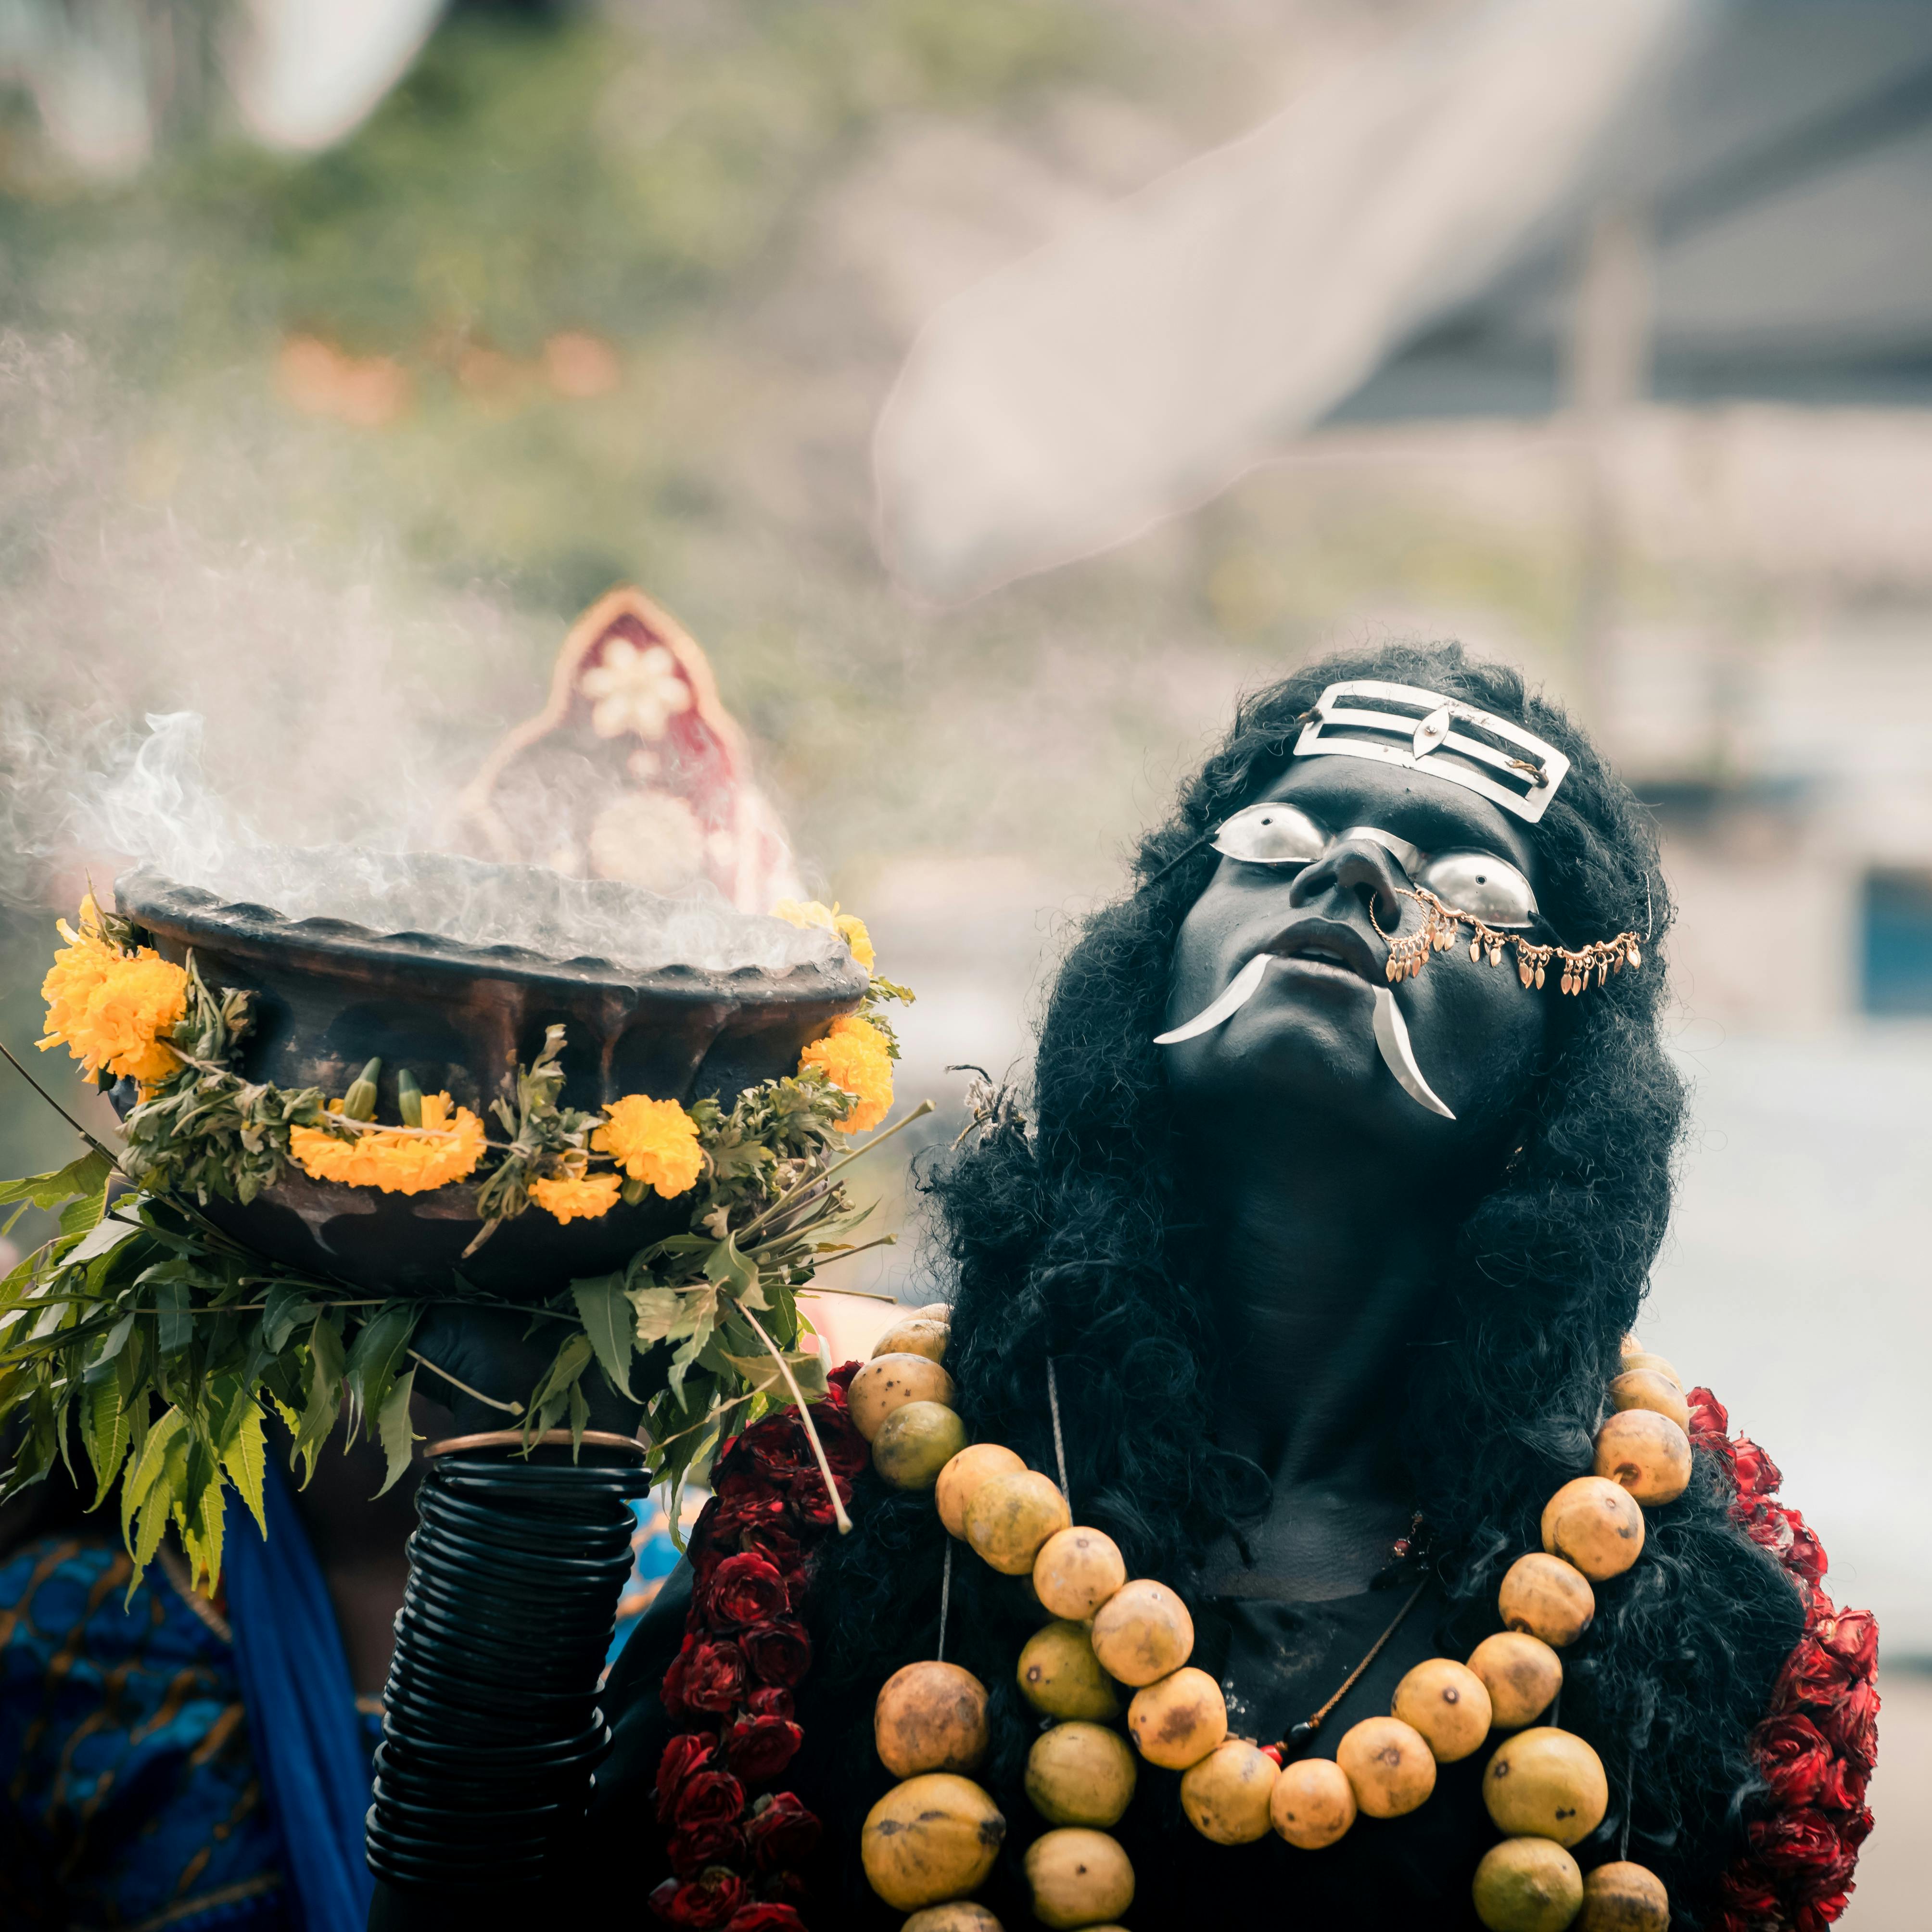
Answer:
[1154,952,1271,1045]
[1372,986,1456,1119]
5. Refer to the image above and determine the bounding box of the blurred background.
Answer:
[0,1,1927,1913]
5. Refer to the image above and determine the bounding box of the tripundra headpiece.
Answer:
[1294,681,1571,825]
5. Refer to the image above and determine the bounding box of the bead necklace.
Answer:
[845,1316,1697,1932]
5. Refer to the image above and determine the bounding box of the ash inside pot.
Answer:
[178,845,845,976]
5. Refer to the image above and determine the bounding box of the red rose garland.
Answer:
[1688,1388,1880,1932]
[649,1361,869,1932]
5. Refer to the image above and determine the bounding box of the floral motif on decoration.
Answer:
[650,1362,870,1932]
[447,586,800,910]
[1690,1388,1879,1932]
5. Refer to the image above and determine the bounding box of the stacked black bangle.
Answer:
[368,1448,651,1890]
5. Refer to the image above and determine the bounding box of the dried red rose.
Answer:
[1756,1714,1833,1809]
[1775,1636,1850,1711]
[710,1492,794,1545]
[826,1359,861,1398]
[656,1733,717,1823]
[1731,1437,1783,1503]
[742,1617,813,1688]
[1839,1804,1874,1850]
[744,1791,821,1872]
[722,1908,807,1932]
[746,1685,796,1721]
[1686,1385,1730,1439]
[675,1768,748,1831]
[708,1552,790,1627]
[672,1638,750,1717]
[1820,1676,1881,1771]
[1782,1511,1828,1585]
[1817,1608,1879,1678]
[1749,1808,1846,1877]
[724,1714,805,1783]
[739,1523,804,1571]
[650,1869,749,1929]
[668,1820,746,1879]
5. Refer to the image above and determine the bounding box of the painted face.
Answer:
[1162,755,1556,1149]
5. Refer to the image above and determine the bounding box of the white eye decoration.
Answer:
[1416,849,1539,928]
[1210,801,1328,866]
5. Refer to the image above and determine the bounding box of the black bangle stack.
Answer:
[368,1447,651,1891]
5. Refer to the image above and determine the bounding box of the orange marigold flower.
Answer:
[530,1171,622,1224]
[592,1095,703,1199]
[39,898,188,1083]
[799,1012,892,1133]
[290,1092,486,1195]
[773,898,875,974]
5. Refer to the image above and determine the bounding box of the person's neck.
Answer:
[1181,1106,1464,1600]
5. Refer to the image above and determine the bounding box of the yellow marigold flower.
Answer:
[530,1171,622,1224]
[290,1092,486,1195]
[799,1012,893,1133]
[834,913,876,973]
[773,898,875,974]
[592,1095,703,1199]
[39,903,188,1084]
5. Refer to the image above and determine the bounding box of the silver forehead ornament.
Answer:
[1155,683,1633,1120]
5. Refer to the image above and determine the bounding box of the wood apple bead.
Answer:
[1270,1755,1358,1849]
[1126,1666,1227,1769]
[1024,1827,1135,1931]
[1540,1474,1646,1581]
[901,1908,1003,1932]
[1091,1579,1195,1686]
[1471,1836,1584,1932]
[1018,1621,1122,1721]
[1467,1631,1563,1730]
[1179,1738,1279,1844]
[1335,1716,1437,1818]
[1026,1720,1138,1828]
[1577,1860,1670,1931]
[1593,1409,1693,1507]
[935,1443,1026,1539]
[875,1660,990,1777]
[1620,1349,1681,1389]
[1391,1657,1493,1761]
[872,1316,952,1364]
[860,1773,1005,1909]
[963,1470,1071,1574]
[1033,1526,1128,1622]
[849,1353,955,1442]
[1607,1367,1691,1433]
[1482,1726,1609,1846]
[1498,1553,1595,1647]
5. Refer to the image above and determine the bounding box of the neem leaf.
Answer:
[374,1368,416,1498]
[571,1273,636,1399]
[219,1393,268,1536]
[152,1278,191,1357]
[0,1149,113,1213]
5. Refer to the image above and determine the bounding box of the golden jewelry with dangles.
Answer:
[1371,885,1642,998]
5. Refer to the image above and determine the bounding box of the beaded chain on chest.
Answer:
[843,1316,1698,1932]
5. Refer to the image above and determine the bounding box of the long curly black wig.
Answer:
[806,642,1802,1924]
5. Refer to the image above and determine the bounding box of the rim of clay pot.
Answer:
[115,864,869,1006]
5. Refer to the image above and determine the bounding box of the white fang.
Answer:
[1153,952,1271,1045]
[1372,986,1456,1119]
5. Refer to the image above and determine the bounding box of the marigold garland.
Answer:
[289,1093,487,1195]
[772,899,875,975]
[650,1361,869,1932]
[1690,1387,1878,1932]
[38,894,188,1085]
[798,1015,892,1134]
[529,1170,623,1224]
[596,1095,705,1198]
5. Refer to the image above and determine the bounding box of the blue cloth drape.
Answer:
[223,1458,375,1932]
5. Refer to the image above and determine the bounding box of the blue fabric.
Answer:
[223,1460,374,1932]
[0,1533,292,1930]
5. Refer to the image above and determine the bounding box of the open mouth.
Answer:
[1261,920,1380,983]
